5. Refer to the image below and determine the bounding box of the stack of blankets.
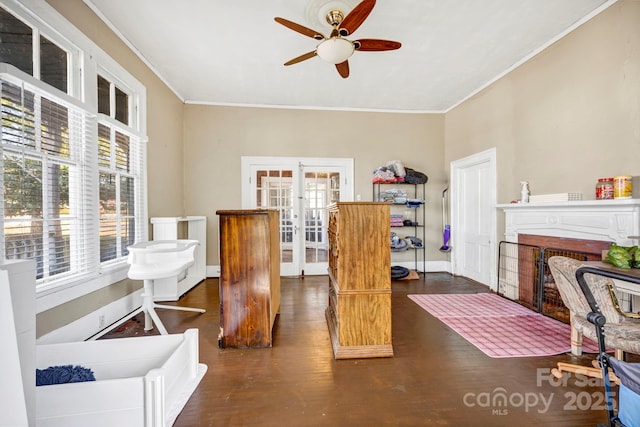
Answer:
[390,214,404,227]
[377,189,407,204]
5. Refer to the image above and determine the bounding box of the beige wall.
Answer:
[183,106,445,264]
[49,0,639,270]
[445,0,640,206]
[38,0,638,336]
[47,0,186,220]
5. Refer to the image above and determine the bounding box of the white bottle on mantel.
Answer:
[520,181,530,203]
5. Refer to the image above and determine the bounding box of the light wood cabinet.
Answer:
[326,202,393,359]
[216,209,280,348]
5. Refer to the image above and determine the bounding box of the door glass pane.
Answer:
[255,169,293,263]
[304,172,340,264]
[330,172,341,203]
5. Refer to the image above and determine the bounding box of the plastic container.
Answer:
[520,181,530,203]
[614,175,633,199]
[595,178,614,200]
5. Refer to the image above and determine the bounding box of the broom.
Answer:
[440,187,451,252]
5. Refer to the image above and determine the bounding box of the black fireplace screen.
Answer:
[497,241,602,323]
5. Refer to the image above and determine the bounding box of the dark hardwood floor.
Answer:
[103,273,623,426]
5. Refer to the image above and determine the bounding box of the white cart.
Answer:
[150,216,207,301]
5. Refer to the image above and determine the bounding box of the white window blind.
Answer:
[98,129,140,263]
[97,79,145,265]
[1,74,98,286]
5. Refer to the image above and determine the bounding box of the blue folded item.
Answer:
[405,199,423,209]
[618,383,640,427]
[36,365,96,386]
[609,357,640,427]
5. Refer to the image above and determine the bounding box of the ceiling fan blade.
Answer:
[284,51,318,66]
[354,39,401,51]
[335,61,349,79]
[275,17,325,40]
[339,0,376,37]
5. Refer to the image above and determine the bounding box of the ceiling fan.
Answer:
[274,0,401,78]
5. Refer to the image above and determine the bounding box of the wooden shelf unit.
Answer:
[326,202,393,359]
[216,209,280,348]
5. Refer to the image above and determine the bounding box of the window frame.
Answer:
[0,0,80,97]
[1,0,148,312]
[1,71,85,284]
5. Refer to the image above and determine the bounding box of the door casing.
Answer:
[450,148,497,289]
[241,156,354,276]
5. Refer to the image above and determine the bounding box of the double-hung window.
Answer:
[1,72,95,284]
[97,74,144,264]
[0,1,147,294]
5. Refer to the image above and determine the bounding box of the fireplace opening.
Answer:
[497,235,610,323]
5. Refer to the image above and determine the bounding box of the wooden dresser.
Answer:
[326,202,393,359]
[216,209,280,348]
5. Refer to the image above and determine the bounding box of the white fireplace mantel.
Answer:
[496,199,640,246]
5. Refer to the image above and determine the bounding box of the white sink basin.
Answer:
[127,240,198,281]
[93,240,205,337]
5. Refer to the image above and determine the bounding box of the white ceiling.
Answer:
[83,0,614,113]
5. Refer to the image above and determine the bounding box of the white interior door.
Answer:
[242,157,353,277]
[450,148,497,289]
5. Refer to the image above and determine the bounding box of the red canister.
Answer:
[595,178,614,199]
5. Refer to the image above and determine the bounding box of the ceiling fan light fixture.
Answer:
[316,37,355,64]
[276,0,399,77]
[305,0,358,30]
[325,9,344,26]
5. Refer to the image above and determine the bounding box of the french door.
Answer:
[241,157,353,276]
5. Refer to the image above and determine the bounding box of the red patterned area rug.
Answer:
[408,293,601,358]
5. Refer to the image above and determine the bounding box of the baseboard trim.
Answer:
[204,261,452,278]
[36,289,142,344]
